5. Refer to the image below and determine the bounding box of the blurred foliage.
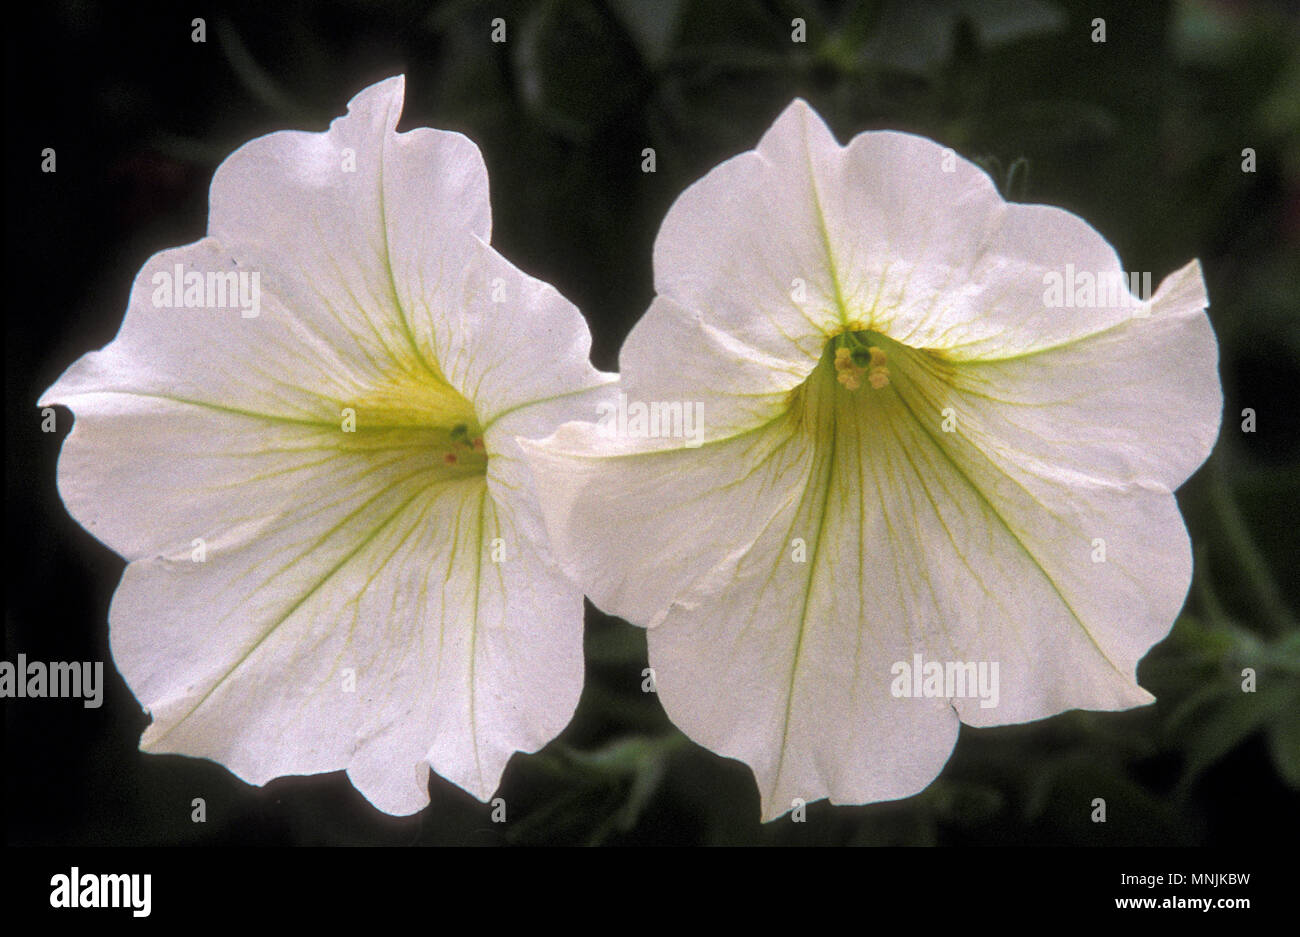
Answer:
[8,0,1299,845]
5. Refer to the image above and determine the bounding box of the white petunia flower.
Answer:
[522,100,1222,821]
[40,76,613,815]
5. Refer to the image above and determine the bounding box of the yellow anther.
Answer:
[835,345,865,389]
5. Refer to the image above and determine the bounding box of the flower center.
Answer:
[441,420,488,470]
[833,331,891,391]
[346,363,489,481]
[785,328,943,445]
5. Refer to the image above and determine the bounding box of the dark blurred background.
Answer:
[5,0,1298,845]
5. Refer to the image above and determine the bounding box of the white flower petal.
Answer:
[42,77,608,813]
[208,76,491,388]
[641,100,1172,425]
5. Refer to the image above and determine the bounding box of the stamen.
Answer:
[866,346,890,388]
[833,335,889,390]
